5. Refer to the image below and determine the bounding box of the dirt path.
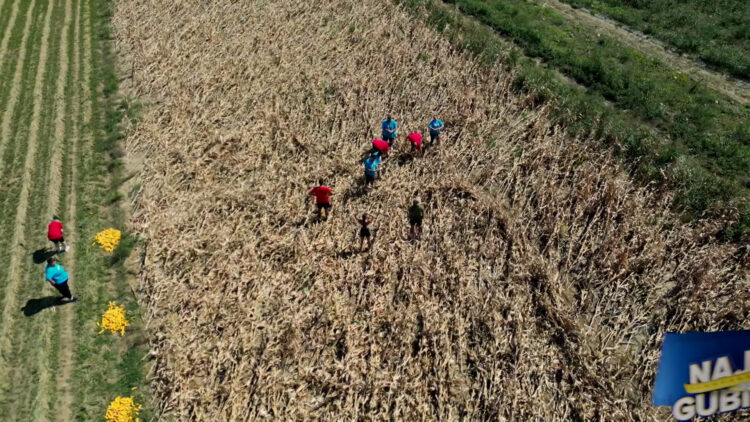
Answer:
[0,0,37,176]
[534,0,750,104]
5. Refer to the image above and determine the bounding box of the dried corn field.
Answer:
[114,0,749,420]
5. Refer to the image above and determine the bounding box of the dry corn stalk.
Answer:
[114,0,750,420]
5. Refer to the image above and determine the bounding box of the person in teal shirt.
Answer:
[44,257,77,302]
[427,116,443,145]
[363,152,382,191]
[381,115,397,146]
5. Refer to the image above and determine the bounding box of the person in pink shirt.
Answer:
[308,179,333,221]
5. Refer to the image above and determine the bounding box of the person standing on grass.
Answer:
[381,115,398,147]
[47,215,67,253]
[308,179,333,221]
[406,131,423,156]
[356,212,374,251]
[45,257,77,302]
[408,197,424,240]
[427,116,443,145]
[363,152,381,192]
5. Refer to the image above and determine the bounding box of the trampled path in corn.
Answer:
[0,0,97,419]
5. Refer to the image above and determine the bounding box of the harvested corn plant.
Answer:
[114,0,750,420]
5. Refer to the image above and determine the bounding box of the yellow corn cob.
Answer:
[97,301,130,336]
[105,396,141,422]
[93,228,122,253]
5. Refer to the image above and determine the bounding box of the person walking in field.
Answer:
[308,179,333,221]
[408,197,425,240]
[45,257,77,302]
[427,116,443,145]
[363,152,382,192]
[381,115,398,147]
[371,138,390,157]
[356,212,374,251]
[406,131,423,156]
[47,215,67,253]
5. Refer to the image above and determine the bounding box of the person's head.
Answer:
[52,215,59,221]
[413,197,420,205]
[386,114,392,122]
[362,212,368,220]
[318,178,324,186]
[47,257,57,266]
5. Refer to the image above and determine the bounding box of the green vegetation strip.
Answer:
[401,0,749,240]
[561,0,749,81]
[69,0,152,419]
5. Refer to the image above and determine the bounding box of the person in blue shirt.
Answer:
[363,152,382,192]
[45,257,77,302]
[381,115,398,146]
[427,116,444,145]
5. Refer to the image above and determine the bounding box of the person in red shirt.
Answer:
[406,131,423,156]
[47,215,68,253]
[371,138,389,157]
[308,179,333,221]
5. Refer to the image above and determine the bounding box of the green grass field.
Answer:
[561,0,750,80]
[402,0,749,240]
[0,0,150,420]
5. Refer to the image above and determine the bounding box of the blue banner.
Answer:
[653,330,750,420]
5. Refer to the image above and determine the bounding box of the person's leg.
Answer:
[359,236,364,251]
[54,281,72,299]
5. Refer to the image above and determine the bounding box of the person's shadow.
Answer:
[21,296,70,317]
[31,248,57,264]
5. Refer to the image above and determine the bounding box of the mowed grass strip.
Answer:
[54,0,82,418]
[4,0,67,418]
[0,0,63,418]
[66,0,152,417]
[30,0,75,419]
[0,0,38,177]
[0,0,40,291]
